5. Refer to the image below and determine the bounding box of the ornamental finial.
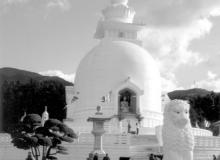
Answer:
[111,0,128,5]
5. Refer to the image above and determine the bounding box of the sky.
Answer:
[0,0,220,92]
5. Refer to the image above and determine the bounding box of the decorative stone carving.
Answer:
[162,100,194,160]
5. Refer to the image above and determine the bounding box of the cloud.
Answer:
[196,79,220,92]
[210,6,220,17]
[161,73,184,92]
[46,0,70,11]
[144,20,211,91]
[143,20,209,73]
[192,71,220,91]
[207,71,217,80]
[39,70,75,83]
[5,0,30,4]
[132,0,220,26]
[132,0,220,66]
[131,0,220,91]
[0,0,71,14]
[161,70,220,92]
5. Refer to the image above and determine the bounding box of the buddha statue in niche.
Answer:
[120,96,130,112]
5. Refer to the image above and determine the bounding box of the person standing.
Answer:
[213,155,217,160]
[149,154,155,160]
[103,154,110,160]
[93,153,98,160]
[136,122,139,135]
[127,121,131,133]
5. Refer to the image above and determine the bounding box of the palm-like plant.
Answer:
[10,114,77,160]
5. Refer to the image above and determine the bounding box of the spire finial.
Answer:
[102,0,135,24]
[111,0,128,5]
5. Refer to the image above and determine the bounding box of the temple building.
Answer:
[65,0,162,134]
[63,1,220,160]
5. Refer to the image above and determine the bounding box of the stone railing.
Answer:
[0,134,11,146]
[195,136,220,148]
[104,134,129,145]
[192,128,212,136]
[142,110,163,128]
[69,133,130,146]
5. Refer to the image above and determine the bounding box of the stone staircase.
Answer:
[1,133,220,160]
[129,135,220,160]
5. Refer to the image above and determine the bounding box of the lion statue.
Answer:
[162,99,194,160]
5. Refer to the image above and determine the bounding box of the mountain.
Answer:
[168,88,212,100]
[0,67,73,87]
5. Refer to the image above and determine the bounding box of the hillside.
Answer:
[0,67,73,87]
[168,88,212,100]
[1,68,217,101]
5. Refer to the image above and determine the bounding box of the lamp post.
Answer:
[87,106,111,160]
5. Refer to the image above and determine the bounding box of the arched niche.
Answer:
[118,88,137,114]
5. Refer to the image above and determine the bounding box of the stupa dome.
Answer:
[73,40,161,120]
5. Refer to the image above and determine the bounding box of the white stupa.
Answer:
[66,0,162,134]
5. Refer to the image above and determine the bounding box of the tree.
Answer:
[1,79,67,132]
[11,114,77,160]
[188,96,206,128]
